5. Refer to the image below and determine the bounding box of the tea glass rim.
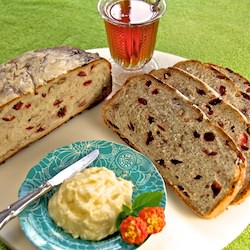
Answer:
[98,0,167,27]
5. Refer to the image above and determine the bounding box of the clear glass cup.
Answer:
[98,0,167,85]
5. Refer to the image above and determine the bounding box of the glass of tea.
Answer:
[98,0,167,85]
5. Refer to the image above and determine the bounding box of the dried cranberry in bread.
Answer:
[0,46,112,164]
[174,60,250,121]
[150,67,250,204]
[207,63,250,94]
[102,74,245,218]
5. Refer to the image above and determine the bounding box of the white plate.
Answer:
[0,48,250,250]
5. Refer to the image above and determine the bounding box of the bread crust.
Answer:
[174,60,250,120]
[150,66,250,205]
[173,60,250,204]
[102,74,246,218]
[0,48,112,164]
[208,63,250,95]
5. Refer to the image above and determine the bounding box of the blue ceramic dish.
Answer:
[18,140,167,250]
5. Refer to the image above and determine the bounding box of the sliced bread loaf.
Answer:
[150,67,250,204]
[207,63,250,94]
[102,74,245,218]
[174,60,250,121]
[0,46,112,164]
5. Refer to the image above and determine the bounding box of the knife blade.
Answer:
[0,149,99,230]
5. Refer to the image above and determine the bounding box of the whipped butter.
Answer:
[48,167,133,241]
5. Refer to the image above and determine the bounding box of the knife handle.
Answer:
[0,182,52,230]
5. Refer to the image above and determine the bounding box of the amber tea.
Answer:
[98,0,166,70]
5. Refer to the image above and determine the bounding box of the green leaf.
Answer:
[115,190,164,229]
[132,191,164,214]
[116,204,132,230]
[122,204,132,214]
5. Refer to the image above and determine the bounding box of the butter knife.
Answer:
[0,149,99,230]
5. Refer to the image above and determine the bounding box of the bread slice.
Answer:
[150,67,250,204]
[207,63,250,94]
[0,46,112,164]
[174,60,250,121]
[102,74,245,218]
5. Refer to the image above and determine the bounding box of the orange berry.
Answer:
[120,216,148,245]
[139,207,166,234]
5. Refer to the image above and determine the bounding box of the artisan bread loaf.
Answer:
[102,74,245,218]
[207,63,250,94]
[174,60,250,121]
[0,46,112,164]
[150,67,250,204]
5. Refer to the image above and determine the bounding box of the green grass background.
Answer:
[0,0,249,80]
[0,0,249,249]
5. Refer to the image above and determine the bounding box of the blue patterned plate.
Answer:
[18,140,167,250]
